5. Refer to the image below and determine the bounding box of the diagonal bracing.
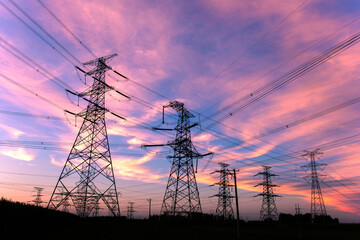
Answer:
[48,54,125,217]
[143,101,212,217]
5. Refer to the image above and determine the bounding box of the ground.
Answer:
[1,199,359,240]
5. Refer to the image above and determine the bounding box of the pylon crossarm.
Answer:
[111,112,126,120]
[82,53,117,66]
[186,122,198,129]
[152,127,174,131]
[76,66,113,89]
[48,55,121,217]
[142,144,167,148]
[254,165,280,221]
[112,69,129,80]
[199,152,213,157]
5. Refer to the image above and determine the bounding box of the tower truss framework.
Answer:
[143,101,211,217]
[254,165,280,221]
[302,150,327,219]
[48,54,123,217]
[211,162,234,220]
[31,187,44,207]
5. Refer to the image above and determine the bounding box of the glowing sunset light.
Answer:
[0,0,359,223]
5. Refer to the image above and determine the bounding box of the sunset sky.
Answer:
[0,0,360,222]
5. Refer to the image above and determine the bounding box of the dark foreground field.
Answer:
[1,199,359,240]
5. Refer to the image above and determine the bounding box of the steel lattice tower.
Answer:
[302,150,327,219]
[211,162,234,220]
[93,201,101,217]
[254,166,280,221]
[143,101,211,217]
[48,54,121,217]
[127,202,135,219]
[31,187,44,207]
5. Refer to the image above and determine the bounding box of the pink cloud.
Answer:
[0,123,25,139]
[50,155,65,167]
[0,0,359,220]
[193,133,214,142]
[1,148,34,161]
[112,152,167,183]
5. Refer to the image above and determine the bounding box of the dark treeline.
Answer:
[279,213,339,224]
[1,198,359,240]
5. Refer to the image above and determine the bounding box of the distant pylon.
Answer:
[31,187,45,207]
[302,150,327,219]
[63,198,70,213]
[93,201,101,217]
[127,202,135,219]
[142,101,212,217]
[210,162,234,220]
[147,198,152,219]
[295,203,301,215]
[254,166,280,221]
[48,54,127,217]
[58,186,70,212]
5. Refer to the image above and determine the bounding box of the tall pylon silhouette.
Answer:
[30,187,45,207]
[211,162,234,220]
[254,165,280,221]
[143,101,212,217]
[302,150,327,219]
[127,202,135,219]
[48,54,127,217]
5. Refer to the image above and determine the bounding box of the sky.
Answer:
[0,0,360,222]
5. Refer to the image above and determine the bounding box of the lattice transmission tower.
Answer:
[254,166,280,221]
[93,201,101,217]
[127,202,135,219]
[211,162,234,220]
[143,101,212,217]
[295,203,301,215]
[48,54,126,217]
[30,187,45,207]
[302,150,327,219]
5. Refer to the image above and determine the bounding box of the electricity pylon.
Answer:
[93,201,101,217]
[210,162,234,220]
[295,203,301,215]
[143,101,212,217]
[127,202,135,219]
[302,150,327,219]
[58,186,70,212]
[254,166,280,221]
[48,54,127,217]
[31,187,45,207]
[147,198,152,218]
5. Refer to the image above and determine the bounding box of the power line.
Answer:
[3,0,358,167]
[0,71,356,197]
[6,0,353,173]
[202,31,360,129]
[189,0,309,101]
[34,0,125,85]
[0,36,75,91]
[0,73,65,111]
[235,132,360,168]
[2,0,360,218]
[0,109,65,121]
[206,94,360,154]
[200,15,360,118]
[0,1,77,66]
[104,44,360,173]
[8,0,83,65]
[36,0,97,58]
[7,0,357,161]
